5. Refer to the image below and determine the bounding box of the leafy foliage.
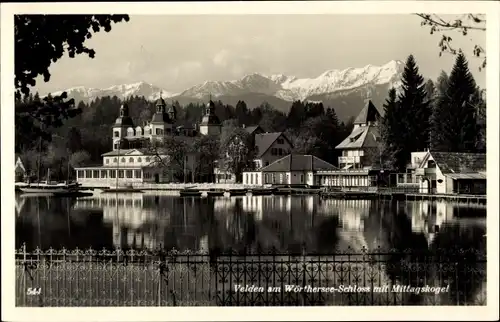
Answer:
[15,14,129,145]
[416,14,486,71]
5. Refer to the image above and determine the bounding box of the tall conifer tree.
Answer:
[381,88,404,170]
[397,55,431,160]
[431,52,479,152]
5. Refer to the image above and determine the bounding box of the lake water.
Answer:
[15,192,486,254]
[15,192,487,306]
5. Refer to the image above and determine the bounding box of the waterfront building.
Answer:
[316,99,382,189]
[413,151,486,194]
[75,98,221,187]
[215,125,293,183]
[242,154,337,186]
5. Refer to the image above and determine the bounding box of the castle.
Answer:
[74,97,222,187]
[112,96,222,151]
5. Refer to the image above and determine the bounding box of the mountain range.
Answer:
[51,60,405,122]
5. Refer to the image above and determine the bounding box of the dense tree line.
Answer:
[381,52,486,172]
[15,93,353,182]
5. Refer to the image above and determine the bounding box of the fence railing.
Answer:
[15,245,486,307]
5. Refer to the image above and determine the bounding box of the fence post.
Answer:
[23,243,27,306]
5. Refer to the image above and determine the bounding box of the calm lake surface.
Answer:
[15,192,486,254]
[15,192,487,306]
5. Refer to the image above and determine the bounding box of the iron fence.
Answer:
[15,245,487,306]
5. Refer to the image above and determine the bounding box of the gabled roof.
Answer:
[428,152,486,174]
[260,154,338,172]
[244,125,264,135]
[254,132,291,157]
[335,125,380,149]
[354,100,381,125]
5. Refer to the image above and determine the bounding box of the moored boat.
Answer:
[206,189,225,197]
[19,181,81,195]
[179,189,202,197]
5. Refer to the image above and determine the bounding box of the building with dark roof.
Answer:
[335,99,382,170]
[214,126,293,183]
[414,151,486,194]
[242,154,338,186]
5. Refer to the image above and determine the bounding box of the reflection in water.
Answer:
[16,193,486,254]
[16,193,486,305]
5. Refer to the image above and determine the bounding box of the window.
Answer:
[110,170,116,178]
[77,170,84,178]
[93,170,99,178]
[129,157,134,163]
[138,157,142,162]
[265,161,269,166]
[277,138,284,144]
[146,157,151,162]
[144,172,151,179]
[113,158,118,163]
[114,143,119,150]
[121,157,125,163]
[118,170,124,178]
[246,173,249,183]
[114,131,119,138]
[278,148,283,156]
[134,170,142,178]
[126,170,133,178]
[100,170,107,178]
[271,148,276,156]
[106,159,109,164]
[250,174,253,184]
[156,128,163,135]
[300,174,304,183]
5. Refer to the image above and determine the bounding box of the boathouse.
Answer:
[242,154,337,186]
[414,151,486,195]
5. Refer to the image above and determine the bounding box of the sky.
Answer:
[34,14,486,94]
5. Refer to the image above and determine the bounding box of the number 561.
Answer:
[27,288,41,295]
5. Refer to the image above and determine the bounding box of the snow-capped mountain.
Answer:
[51,60,404,103]
[178,60,403,101]
[51,81,176,103]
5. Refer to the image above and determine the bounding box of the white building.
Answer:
[242,154,337,186]
[75,98,221,187]
[413,151,486,195]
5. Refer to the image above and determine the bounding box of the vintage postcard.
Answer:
[1,1,499,321]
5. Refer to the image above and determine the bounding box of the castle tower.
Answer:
[168,101,177,123]
[199,97,222,136]
[150,94,173,140]
[112,104,134,150]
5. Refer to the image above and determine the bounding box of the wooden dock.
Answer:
[320,190,486,204]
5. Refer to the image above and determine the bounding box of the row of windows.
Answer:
[105,156,154,164]
[319,175,372,187]
[343,150,364,157]
[113,128,172,138]
[78,169,142,179]
[270,148,289,156]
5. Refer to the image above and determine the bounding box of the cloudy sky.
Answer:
[34,14,486,94]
